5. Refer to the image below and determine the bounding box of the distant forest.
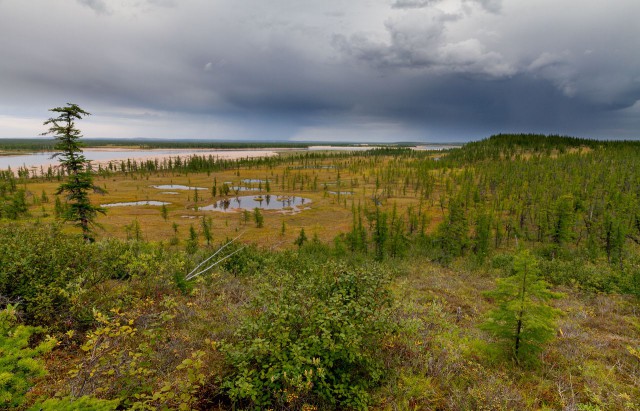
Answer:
[0,138,315,151]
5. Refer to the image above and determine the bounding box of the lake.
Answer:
[0,144,460,172]
[0,148,279,171]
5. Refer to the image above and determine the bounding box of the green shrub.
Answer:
[0,304,56,408]
[491,252,515,273]
[0,223,92,329]
[28,396,119,411]
[537,257,634,294]
[219,261,395,409]
[220,244,267,277]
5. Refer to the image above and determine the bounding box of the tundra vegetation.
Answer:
[0,134,639,410]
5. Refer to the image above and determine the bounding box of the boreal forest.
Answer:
[1,133,639,410]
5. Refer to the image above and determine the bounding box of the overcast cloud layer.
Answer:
[1,0,639,142]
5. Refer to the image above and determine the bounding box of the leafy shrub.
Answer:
[491,253,515,273]
[219,261,395,409]
[220,244,267,277]
[0,223,92,329]
[537,257,635,294]
[64,303,206,410]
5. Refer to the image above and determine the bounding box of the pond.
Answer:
[151,185,207,190]
[328,191,353,195]
[199,195,311,212]
[230,186,259,192]
[101,200,170,207]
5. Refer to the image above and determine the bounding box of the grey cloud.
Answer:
[146,0,177,7]
[77,0,109,14]
[527,52,577,97]
[335,11,514,77]
[466,0,502,13]
[391,0,441,9]
[0,0,639,141]
[524,49,640,110]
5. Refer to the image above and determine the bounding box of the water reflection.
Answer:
[199,195,310,212]
[102,201,170,207]
[151,185,207,190]
[230,186,258,192]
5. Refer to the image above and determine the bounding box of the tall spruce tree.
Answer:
[43,104,105,241]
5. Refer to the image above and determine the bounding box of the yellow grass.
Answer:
[22,155,446,249]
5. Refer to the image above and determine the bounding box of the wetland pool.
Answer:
[101,200,170,207]
[199,195,311,212]
[151,185,207,190]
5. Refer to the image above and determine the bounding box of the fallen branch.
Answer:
[184,232,245,281]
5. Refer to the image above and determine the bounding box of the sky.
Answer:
[1,0,639,142]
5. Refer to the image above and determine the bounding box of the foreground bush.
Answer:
[0,304,56,408]
[219,261,394,410]
[0,223,92,329]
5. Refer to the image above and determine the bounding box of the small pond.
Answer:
[199,195,311,212]
[241,179,268,183]
[151,185,207,190]
[328,191,353,195]
[102,201,170,207]
[230,186,259,192]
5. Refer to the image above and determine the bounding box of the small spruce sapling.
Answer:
[253,207,264,228]
[294,228,307,248]
[481,249,561,366]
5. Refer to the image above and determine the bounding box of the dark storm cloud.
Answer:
[0,0,639,141]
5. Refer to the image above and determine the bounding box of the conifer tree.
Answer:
[294,227,308,248]
[253,207,264,228]
[473,210,492,263]
[186,224,198,254]
[437,198,469,261]
[42,104,105,241]
[481,250,561,365]
[201,216,212,245]
[373,206,388,261]
[160,203,168,221]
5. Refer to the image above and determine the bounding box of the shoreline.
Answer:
[0,148,284,175]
